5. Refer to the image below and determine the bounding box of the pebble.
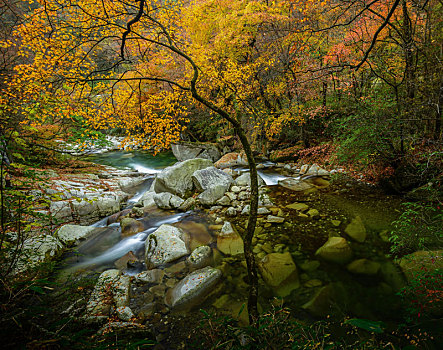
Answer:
[267,215,285,223]
[230,186,241,193]
[304,279,323,288]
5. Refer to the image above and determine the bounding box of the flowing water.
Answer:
[62,151,415,329]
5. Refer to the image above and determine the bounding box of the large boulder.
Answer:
[315,237,353,264]
[153,192,184,209]
[214,152,247,169]
[145,224,190,268]
[399,250,443,283]
[192,167,233,192]
[235,172,265,187]
[344,216,367,243]
[171,142,221,162]
[154,158,213,197]
[72,193,128,225]
[258,252,300,297]
[55,224,96,245]
[86,269,122,317]
[217,222,244,256]
[86,269,131,319]
[13,235,63,274]
[165,266,222,308]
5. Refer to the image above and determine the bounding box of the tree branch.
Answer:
[120,0,145,59]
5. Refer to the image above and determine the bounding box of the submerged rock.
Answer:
[379,261,406,292]
[235,172,265,187]
[278,178,314,192]
[347,259,381,275]
[114,251,139,270]
[120,218,145,237]
[302,283,346,317]
[344,216,367,242]
[315,237,353,264]
[145,224,190,268]
[258,252,300,297]
[217,222,244,256]
[187,245,213,269]
[165,266,222,308]
[286,202,309,211]
[154,158,213,197]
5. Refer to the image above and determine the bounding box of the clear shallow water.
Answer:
[84,150,177,174]
[70,212,188,271]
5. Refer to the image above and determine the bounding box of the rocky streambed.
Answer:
[18,149,442,344]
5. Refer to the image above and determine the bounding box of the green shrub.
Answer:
[389,202,443,256]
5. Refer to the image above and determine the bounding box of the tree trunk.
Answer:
[235,126,259,324]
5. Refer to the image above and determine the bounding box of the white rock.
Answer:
[50,201,73,221]
[145,224,190,268]
[55,224,96,245]
[230,186,241,193]
[216,196,231,206]
[13,235,63,273]
[116,306,134,321]
[258,207,271,215]
[267,215,285,223]
[153,192,184,209]
[226,207,237,217]
[304,164,330,177]
[154,158,213,197]
[165,267,222,308]
[192,166,233,192]
[137,191,156,207]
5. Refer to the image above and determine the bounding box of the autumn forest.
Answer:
[0,0,442,349]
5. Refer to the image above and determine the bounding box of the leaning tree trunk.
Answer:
[188,66,260,324]
[235,126,259,324]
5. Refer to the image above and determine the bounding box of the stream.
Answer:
[61,150,411,329]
